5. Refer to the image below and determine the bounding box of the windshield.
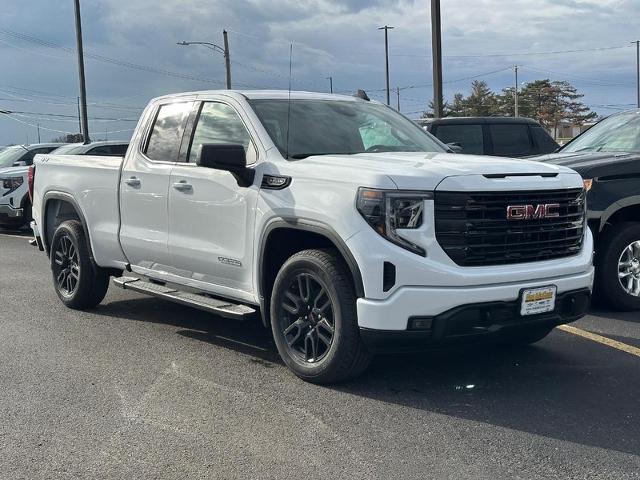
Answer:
[562,110,640,154]
[51,144,84,155]
[0,146,28,168]
[249,99,445,159]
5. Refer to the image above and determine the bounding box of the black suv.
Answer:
[426,117,559,157]
[536,109,640,311]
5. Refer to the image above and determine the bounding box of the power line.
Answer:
[0,28,265,89]
[0,109,138,122]
[389,44,631,59]
[520,66,634,87]
[0,111,134,136]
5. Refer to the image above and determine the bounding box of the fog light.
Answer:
[408,317,433,331]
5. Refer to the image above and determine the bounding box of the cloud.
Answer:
[0,0,637,144]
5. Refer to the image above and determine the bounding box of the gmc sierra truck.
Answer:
[30,90,594,383]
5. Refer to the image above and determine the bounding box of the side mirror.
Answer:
[446,142,463,154]
[197,143,254,187]
[13,160,27,167]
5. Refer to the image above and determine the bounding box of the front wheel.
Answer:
[597,223,640,311]
[50,220,110,310]
[270,249,371,384]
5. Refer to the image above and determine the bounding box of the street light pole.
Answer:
[396,86,400,111]
[378,26,394,105]
[73,0,90,143]
[430,0,443,118]
[177,34,232,89]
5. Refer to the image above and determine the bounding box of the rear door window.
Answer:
[434,124,484,155]
[489,124,533,157]
[145,102,193,162]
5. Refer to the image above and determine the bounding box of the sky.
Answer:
[0,0,638,145]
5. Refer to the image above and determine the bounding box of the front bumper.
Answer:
[360,287,591,353]
[0,203,24,219]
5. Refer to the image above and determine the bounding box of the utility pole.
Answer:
[37,123,41,143]
[430,0,443,118]
[223,30,231,90]
[634,40,640,108]
[514,65,519,117]
[73,0,90,143]
[396,86,400,111]
[378,26,394,105]
[326,76,333,93]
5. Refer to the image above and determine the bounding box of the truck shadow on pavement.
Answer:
[94,295,639,458]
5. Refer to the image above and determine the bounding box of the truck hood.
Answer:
[0,165,28,177]
[533,151,640,177]
[301,151,577,190]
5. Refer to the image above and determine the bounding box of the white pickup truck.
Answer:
[30,90,594,383]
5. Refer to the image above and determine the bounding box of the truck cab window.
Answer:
[145,102,193,162]
[188,102,256,164]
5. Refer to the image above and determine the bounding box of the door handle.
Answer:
[172,180,193,192]
[124,176,141,187]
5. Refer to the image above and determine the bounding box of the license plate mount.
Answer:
[520,286,557,316]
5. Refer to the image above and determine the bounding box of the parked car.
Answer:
[30,90,593,383]
[425,117,559,157]
[534,109,640,311]
[0,143,65,228]
[51,140,129,157]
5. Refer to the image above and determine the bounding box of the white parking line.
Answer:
[0,233,31,239]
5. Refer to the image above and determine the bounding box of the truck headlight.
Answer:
[2,176,24,195]
[356,188,432,256]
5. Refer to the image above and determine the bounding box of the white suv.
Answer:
[0,144,63,228]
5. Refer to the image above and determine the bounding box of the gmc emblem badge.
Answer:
[506,203,560,220]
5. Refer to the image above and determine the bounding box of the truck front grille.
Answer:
[434,188,586,267]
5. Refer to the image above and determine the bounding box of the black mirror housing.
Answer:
[197,144,254,187]
[197,144,247,169]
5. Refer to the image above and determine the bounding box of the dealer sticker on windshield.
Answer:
[520,286,557,316]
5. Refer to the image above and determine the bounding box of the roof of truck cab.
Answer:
[426,117,542,125]
[151,90,373,103]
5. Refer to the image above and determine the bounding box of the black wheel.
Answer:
[50,220,110,310]
[270,249,371,384]
[596,222,640,311]
[20,201,32,229]
[501,326,554,346]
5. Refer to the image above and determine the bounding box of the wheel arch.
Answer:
[42,191,91,257]
[601,196,640,229]
[258,219,364,328]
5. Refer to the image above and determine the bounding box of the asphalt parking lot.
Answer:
[1,230,639,480]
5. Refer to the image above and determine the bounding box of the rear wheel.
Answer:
[597,223,640,311]
[270,249,371,384]
[50,220,110,309]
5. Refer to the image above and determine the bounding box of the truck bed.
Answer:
[33,154,127,267]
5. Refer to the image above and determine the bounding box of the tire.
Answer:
[501,326,554,346]
[19,201,32,229]
[270,249,372,384]
[596,222,640,311]
[50,220,110,310]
